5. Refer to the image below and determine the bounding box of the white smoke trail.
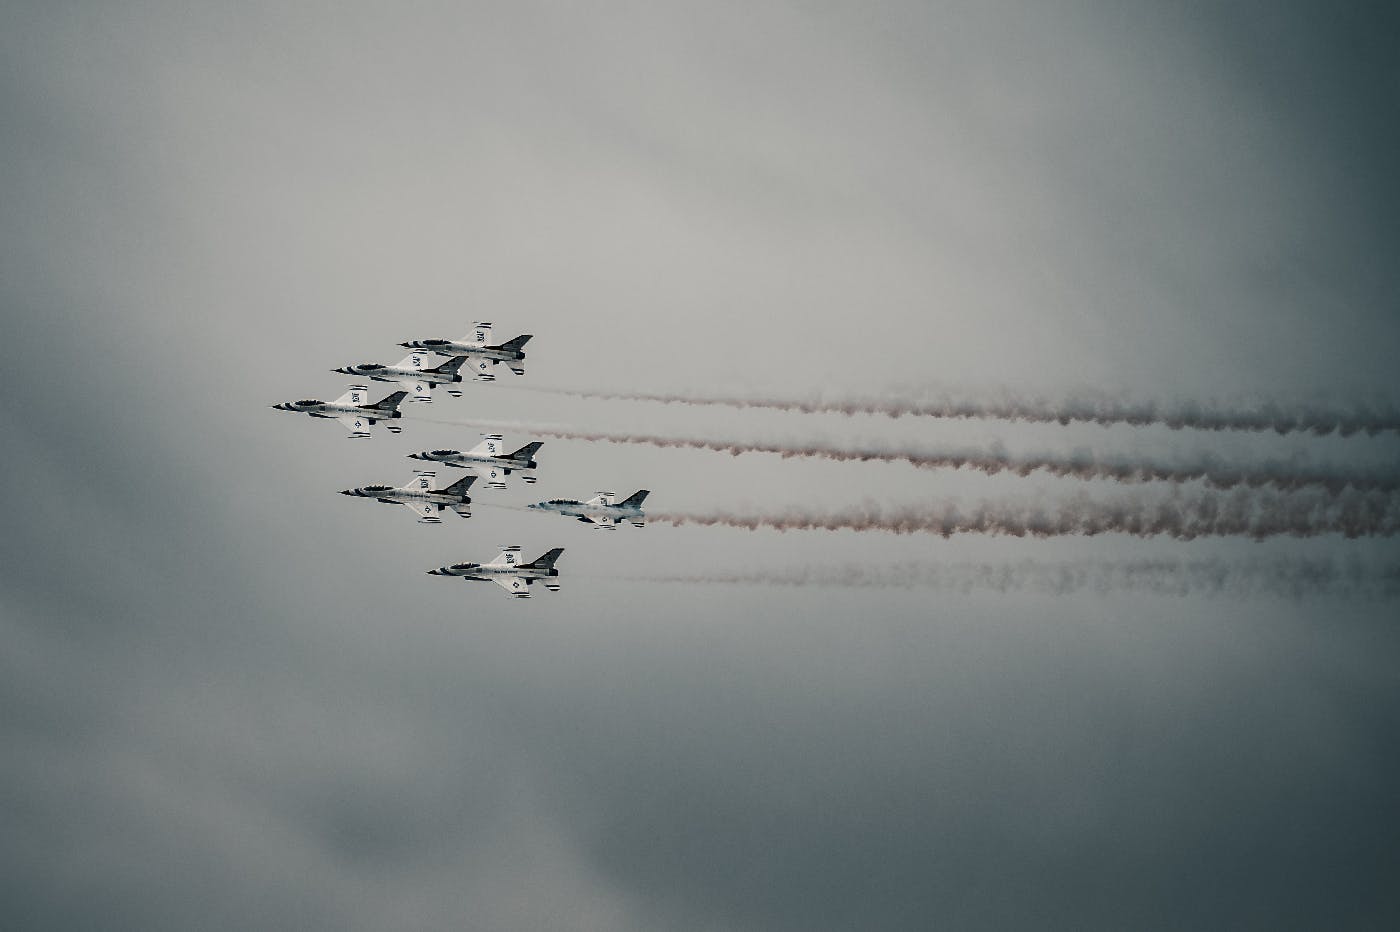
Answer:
[624,556,1400,599]
[514,386,1400,436]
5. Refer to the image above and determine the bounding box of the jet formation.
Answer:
[274,322,654,598]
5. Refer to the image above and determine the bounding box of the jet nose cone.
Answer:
[339,489,354,496]
[333,367,350,375]
[427,568,444,575]
[398,342,412,348]
[407,452,426,460]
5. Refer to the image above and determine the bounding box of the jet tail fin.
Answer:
[507,441,543,462]
[432,355,469,377]
[442,473,477,497]
[528,547,564,572]
[370,390,409,413]
[619,490,650,509]
[495,334,532,353]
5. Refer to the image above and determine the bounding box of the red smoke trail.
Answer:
[411,413,1400,495]
[518,387,1400,437]
[649,488,1400,540]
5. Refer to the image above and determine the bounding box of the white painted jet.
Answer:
[399,321,531,381]
[408,435,543,489]
[333,350,471,402]
[527,490,649,529]
[427,546,564,599]
[271,385,406,438]
[340,470,476,523]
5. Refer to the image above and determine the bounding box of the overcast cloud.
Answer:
[3,2,1399,929]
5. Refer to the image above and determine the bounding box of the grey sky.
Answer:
[3,2,1398,929]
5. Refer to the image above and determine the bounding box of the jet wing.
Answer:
[334,385,370,406]
[397,378,434,402]
[584,513,617,528]
[491,576,530,598]
[337,415,372,438]
[404,501,442,523]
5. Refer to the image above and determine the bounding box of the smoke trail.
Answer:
[651,488,1400,540]
[626,557,1400,599]
[408,413,1400,495]
[517,387,1400,437]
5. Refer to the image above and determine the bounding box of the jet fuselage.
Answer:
[334,363,463,386]
[272,400,403,420]
[404,340,523,362]
[341,486,469,507]
[411,450,536,470]
[430,563,550,579]
[527,497,646,528]
[408,449,539,487]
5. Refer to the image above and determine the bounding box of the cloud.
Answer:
[3,2,1398,930]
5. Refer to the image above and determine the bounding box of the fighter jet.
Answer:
[340,470,476,523]
[399,321,531,381]
[427,546,564,598]
[527,490,649,529]
[332,351,471,402]
[408,434,543,489]
[271,385,407,438]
